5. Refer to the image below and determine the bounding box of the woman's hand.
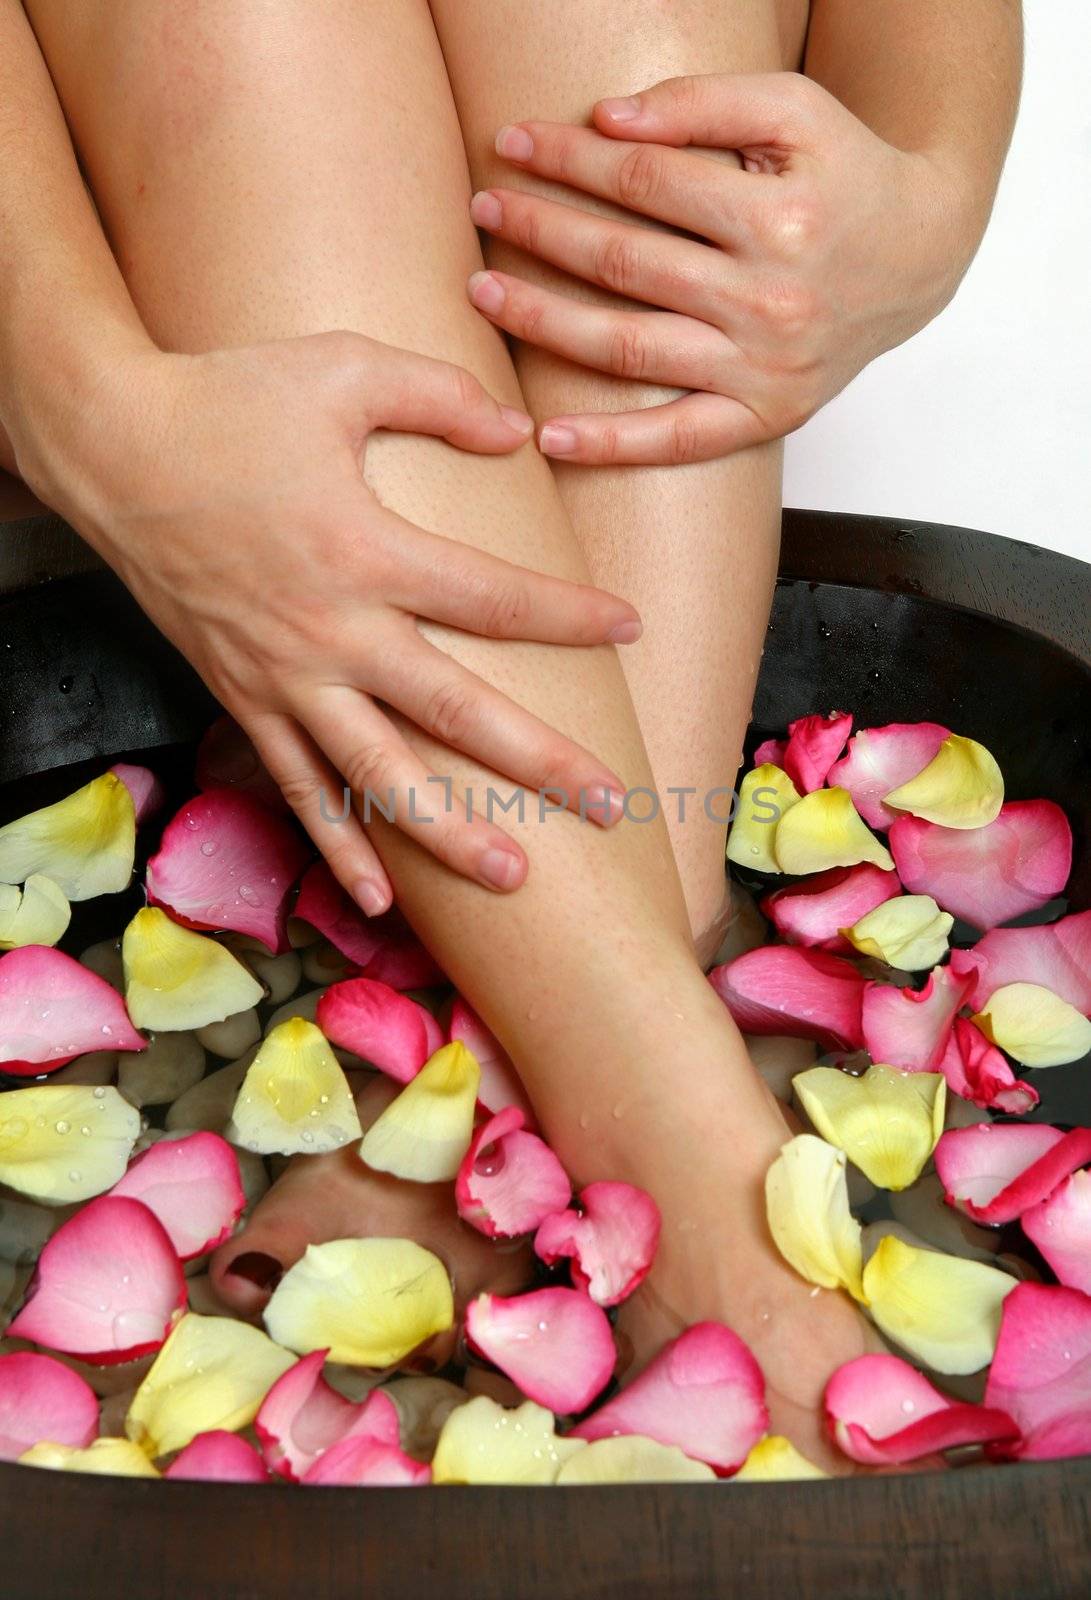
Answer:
[15,331,640,910]
[466,72,978,465]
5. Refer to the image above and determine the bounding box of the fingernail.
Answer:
[354,878,391,917]
[470,190,503,229]
[468,269,506,315]
[539,423,578,457]
[599,96,642,122]
[500,404,534,436]
[479,846,524,890]
[226,1251,282,1291]
[608,618,643,645]
[496,124,534,162]
[584,784,627,826]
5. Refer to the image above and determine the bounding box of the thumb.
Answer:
[355,339,535,454]
[592,71,819,152]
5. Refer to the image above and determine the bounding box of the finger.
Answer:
[536,390,768,466]
[297,684,533,893]
[366,503,643,645]
[592,71,822,152]
[493,121,762,245]
[241,709,394,916]
[467,270,735,390]
[469,188,728,323]
[377,637,627,829]
[357,341,535,453]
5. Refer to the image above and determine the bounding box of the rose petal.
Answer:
[19,1437,160,1477]
[295,865,443,987]
[845,895,953,971]
[827,722,951,831]
[316,977,443,1085]
[0,771,135,902]
[0,1084,139,1203]
[256,1351,400,1480]
[464,1287,615,1415]
[0,1351,99,1461]
[147,789,310,954]
[764,1135,864,1298]
[126,1312,295,1458]
[8,1195,186,1364]
[571,1322,767,1476]
[264,1239,454,1368]
[761,864,901,954]
[774,789,894,876]
[752,738,788,767]
[533,1181,661,1306]
[938,1017,1039,1116]
[730,1435,827,1481]
[359,1041,479,1182]
[556,1435,714,1484]
[432,1395,582,1484]
[228,1018,362,1157]
[781,710,853,794]
[456,1107,571,1239]
[862,1234,1015,1374]
[984,1282,1091,1459]
[883,735,1004,830]
[934,1123,1091,1224]
[889,801,1073,930]
[973,982,1091,1068]
[110,764,166,827]
[951,912,1091,1014]
[448,998,531,1119]
[1021,1170,1091,1293]
[861,964,973,1073]
[110,1132,245,1260]
[725,764,801,874]
[793,1065,945,1192]
[122,907,264,1033]
[710,946,866,1052]
[0,876,71,951]
[0,945,144,1075]
[164,1429,269,1483]
[824,1352,1018,1465]
[302,1429,431,1486]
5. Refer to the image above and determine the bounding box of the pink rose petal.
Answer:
[294,864,444,988]
[464,1288,615,1415]
[782,710,853,794]
[110,764,166,826]
[302,1432,431,1487]
[255,1351,401,1481]
[934,1123,1091,1224]
[861,964,973,1072]
[147,789,311,955]
[825,1352,1018,1465]
[761,864,901,953]
[1022,1171,1091,1293]
[110,1133,246,1261]
[889,801,1073,931]
[710,946,866,1052]
[455,1108,571,1239]
[0,1351,99,1462]
[533,1181,661,1307]
[938,1016,1039,1116]
[752,738,788,768]
[572,1322,768,1476]
[316,977,444,1084]
[164,1430,269,1483]
[0,945,145,1076]
[827,722,951,831]
[448,998,532,1119]
[984,1282,1091,1459]
[950,913,1091,1014]
[195,716,288,812]
[8,1195,185,1363]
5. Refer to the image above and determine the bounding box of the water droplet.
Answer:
[301,1131,314,1144]
[901,1399,915,1414]
[578,1110,590,1130]
[68,1170,82,1183]
[473,1140,506,1179]
[611,1102,625,1120]
[818,624,831,640]
[58,676,73,694]
[200,841,217,857]
[184,815,200,830]
[93,1086,107,1099]
[869,669,881,682]
[80,1125,91,1136]
[319,1094,329,1105]
[536,1320,548,1332]
[238,885,262,907]
[1063,1350,1072,1361]
[54,1120,71,1135]
[100,1024,112,1035]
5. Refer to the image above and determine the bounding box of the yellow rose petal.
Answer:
[731,1435,827,1482]
[973,981,1091,1068]
[263,1237,454,1368]
[0,875,71,951]
[861,1234,1014,1375]
[794,1064,946,1192]
[555,1435,714,1484]
[227,1017,361,1156]
[883,734,1004,830]
[726,764,802,874]
[0,1083,140,1204]
[843,894,953,971]
[360,1041,479,1182]
[774,788,894,876]
[19,1437,160,1478]
[432,1395,585,1484]
[0,772,135,901]
[126,1312,294,1458]
[765,1134,865,1300]
[122,907,264,1031]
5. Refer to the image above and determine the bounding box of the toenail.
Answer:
[226,1250,283,1290]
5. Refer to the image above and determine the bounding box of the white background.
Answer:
[785,0,1091,564]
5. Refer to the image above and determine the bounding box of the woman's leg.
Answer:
[432,0,810,959]
[26,0,869,1462]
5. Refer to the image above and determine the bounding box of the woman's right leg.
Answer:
[25,0,870,1463]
